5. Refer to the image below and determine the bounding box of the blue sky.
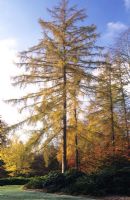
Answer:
[0,0,129,48]
[0,0,130,125]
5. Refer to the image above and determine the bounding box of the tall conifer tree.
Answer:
[8,0,102,172]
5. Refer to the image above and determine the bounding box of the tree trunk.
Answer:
[108,66,115,151]
[74,108,79,171]
[118,66,129,149]
[62,65,67,173]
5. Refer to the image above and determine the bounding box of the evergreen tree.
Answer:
[0,160,8,178]
[112,53,130,150]
[8,0,102,173]
[0,118,8,148]
[86,60,118,154]
[111,29,130,150]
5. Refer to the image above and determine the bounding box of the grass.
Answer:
[0,185,96,200]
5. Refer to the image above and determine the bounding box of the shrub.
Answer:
[24,161,130,196]
[0,177,30,186]
[25,171,65,192]
[25,177,45,189]
[25,170,84,192]
[93,166,130,196]
[64,169,85,185]
[67,175,96,195]
[42,171,65,192]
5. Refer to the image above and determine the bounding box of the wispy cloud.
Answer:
[0,38,20,124]
[102,22,128,44]
[0,38,17,97]
[107,22,127,32]
[124,0,130,9]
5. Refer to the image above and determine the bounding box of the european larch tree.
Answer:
[8,0,103,173]
[86,60,117,154]
[112,55,130,150]
[111,29,130,149]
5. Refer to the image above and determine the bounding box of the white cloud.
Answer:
[0,39,17,99]
[0,39,39,129]
[124,0,130,9]
[102,22,128,43]
[107,22,128,32]
[0,38,23,125]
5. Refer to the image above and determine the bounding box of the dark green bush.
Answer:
[64,169,85,185]
[87,155,130,196]
[25,172,65,191]
[0,177,30,186]
[25,160,130,196]
[92,166,130,196]
[42,171,65,192]
[66,175,96,195]
[25,170,84,192]
[25,177,45,189]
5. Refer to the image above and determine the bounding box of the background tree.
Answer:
[0,117,8,148]
[0,160,8,178]
[111,29,130,150]
[0,117,9,177]
[112,55,130,150]
[1,136,32,176]
[29,145,59,176]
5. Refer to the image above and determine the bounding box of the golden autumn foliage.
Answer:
[0,137,32,176]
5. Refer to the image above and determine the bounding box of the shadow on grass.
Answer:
[0,185,96,200]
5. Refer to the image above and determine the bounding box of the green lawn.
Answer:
[0,185,96,200]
